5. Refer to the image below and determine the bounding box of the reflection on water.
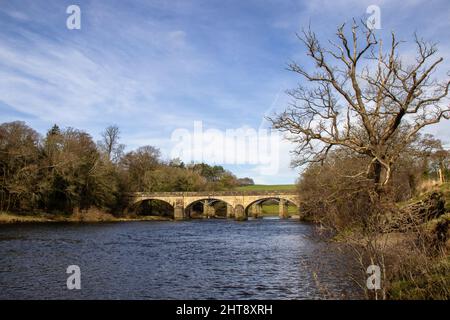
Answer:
[0,219,361,299]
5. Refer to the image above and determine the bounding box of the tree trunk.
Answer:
[369,160,382,184]
[438,161,445,184]
[438,167,444,184]
[368,159,384,195]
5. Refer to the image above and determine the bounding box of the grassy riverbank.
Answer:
[387,183,450,299]
[326,182,450,299]
[0,211,171,224]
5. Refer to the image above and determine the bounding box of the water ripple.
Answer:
[0,220,361,299]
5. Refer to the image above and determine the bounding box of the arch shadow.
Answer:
[185,198,232,219]
[131,198,175,218]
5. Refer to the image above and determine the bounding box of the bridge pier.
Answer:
[234,205,247,221]
[185,206,193,219]
[226,204,235,219]
[203,200,215,218]
[174,205,185,220]
[251,203,262,218]
[297,206,304,220]
[279,199,289,219]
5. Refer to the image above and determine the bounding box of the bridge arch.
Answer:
[184,198,233,218]
[244,197,299,209]
[244,197,299,219]
[131,198,175,217]
[132,196,177,207]
[184,197,233,209]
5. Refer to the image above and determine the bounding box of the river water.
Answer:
[0,218,361,299]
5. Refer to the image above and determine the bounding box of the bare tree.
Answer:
[99,125,124,162]
[269,21,449,189]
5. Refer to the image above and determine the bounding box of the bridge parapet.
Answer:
[131,190,297,197]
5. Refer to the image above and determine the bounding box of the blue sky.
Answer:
[0,0,449,184]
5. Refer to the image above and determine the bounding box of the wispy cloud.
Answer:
[0,0,448,184]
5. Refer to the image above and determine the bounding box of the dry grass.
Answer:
[0,210,171,224]
[0,212,54,223]
[416,179,446,196]
[71,208,117,222]
[322,185,450,300]
[385,224,450,300]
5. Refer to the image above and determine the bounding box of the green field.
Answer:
[235,184,296,191]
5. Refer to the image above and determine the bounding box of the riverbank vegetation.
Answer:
[297,149,449,299]
[270,21,449,299]
[0,211,171,224]
[0,122,254,220]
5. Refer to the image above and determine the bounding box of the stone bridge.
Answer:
[130,190,300,220]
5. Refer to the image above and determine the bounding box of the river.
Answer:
[0,218,361,299]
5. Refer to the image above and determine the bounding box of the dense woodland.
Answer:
[0,121,254,215]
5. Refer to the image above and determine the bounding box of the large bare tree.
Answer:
[270,21,449,188]
[99,125,125,162]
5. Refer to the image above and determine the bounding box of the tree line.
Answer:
[0,121,254,215]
